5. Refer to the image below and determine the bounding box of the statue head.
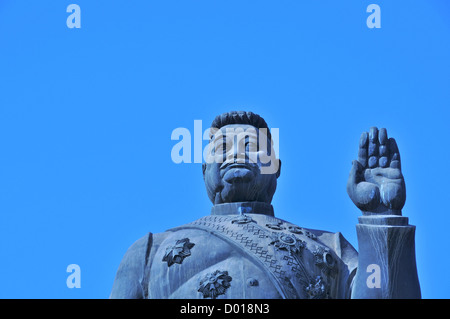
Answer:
[202,111,281,205]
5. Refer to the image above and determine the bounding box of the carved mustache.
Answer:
[220,159,257,170]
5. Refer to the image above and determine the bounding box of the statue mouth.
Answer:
[220,161,254,171]
[225,163,252,170]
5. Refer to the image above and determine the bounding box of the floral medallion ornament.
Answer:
[306,276,327,299]
[198,270,232,299]
[162,238,195,267]
[269,232,306,256]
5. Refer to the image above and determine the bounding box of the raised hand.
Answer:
[347,127,406,215]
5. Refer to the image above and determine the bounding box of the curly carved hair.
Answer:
[209,111,272,140]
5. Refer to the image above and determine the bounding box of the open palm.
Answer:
[347,127,406,215]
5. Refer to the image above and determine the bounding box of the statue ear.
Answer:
[202,163,207,180]
[276,159,282,178]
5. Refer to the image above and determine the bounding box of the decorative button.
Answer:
[313,246,336,275]
[247,278,259,287]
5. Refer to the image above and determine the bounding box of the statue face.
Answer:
[202,124,280,205]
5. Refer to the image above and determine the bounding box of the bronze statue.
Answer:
[110,111,420,299]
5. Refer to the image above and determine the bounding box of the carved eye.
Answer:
[214,137,232,155]
[213,141,224,155]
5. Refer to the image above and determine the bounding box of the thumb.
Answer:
[347,160,364,198]
[349,160,364,183]
[347,161,381,212]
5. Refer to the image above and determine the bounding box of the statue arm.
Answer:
[110,233,152,299]
[347,127,420,299]
[349,216,421,298]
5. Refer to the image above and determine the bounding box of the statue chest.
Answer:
[147,214,341,299]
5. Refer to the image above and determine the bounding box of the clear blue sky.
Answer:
[0,1,449,298]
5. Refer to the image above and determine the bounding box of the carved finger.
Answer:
[378,128,389,168]
[388,138,401,169]
[368,127,378,168]
[357,132,369,168]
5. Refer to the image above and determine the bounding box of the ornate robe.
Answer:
[110,202,360,299]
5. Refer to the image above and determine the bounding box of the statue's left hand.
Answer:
[347,127,406,215]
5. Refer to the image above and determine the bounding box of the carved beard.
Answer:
[218,179,262,203]
[205,163,277,205]
[215,172,277,204]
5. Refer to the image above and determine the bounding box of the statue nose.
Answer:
[225,143,246,163]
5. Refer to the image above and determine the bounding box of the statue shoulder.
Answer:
[110,231,170,298]
[311,229,359,271]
